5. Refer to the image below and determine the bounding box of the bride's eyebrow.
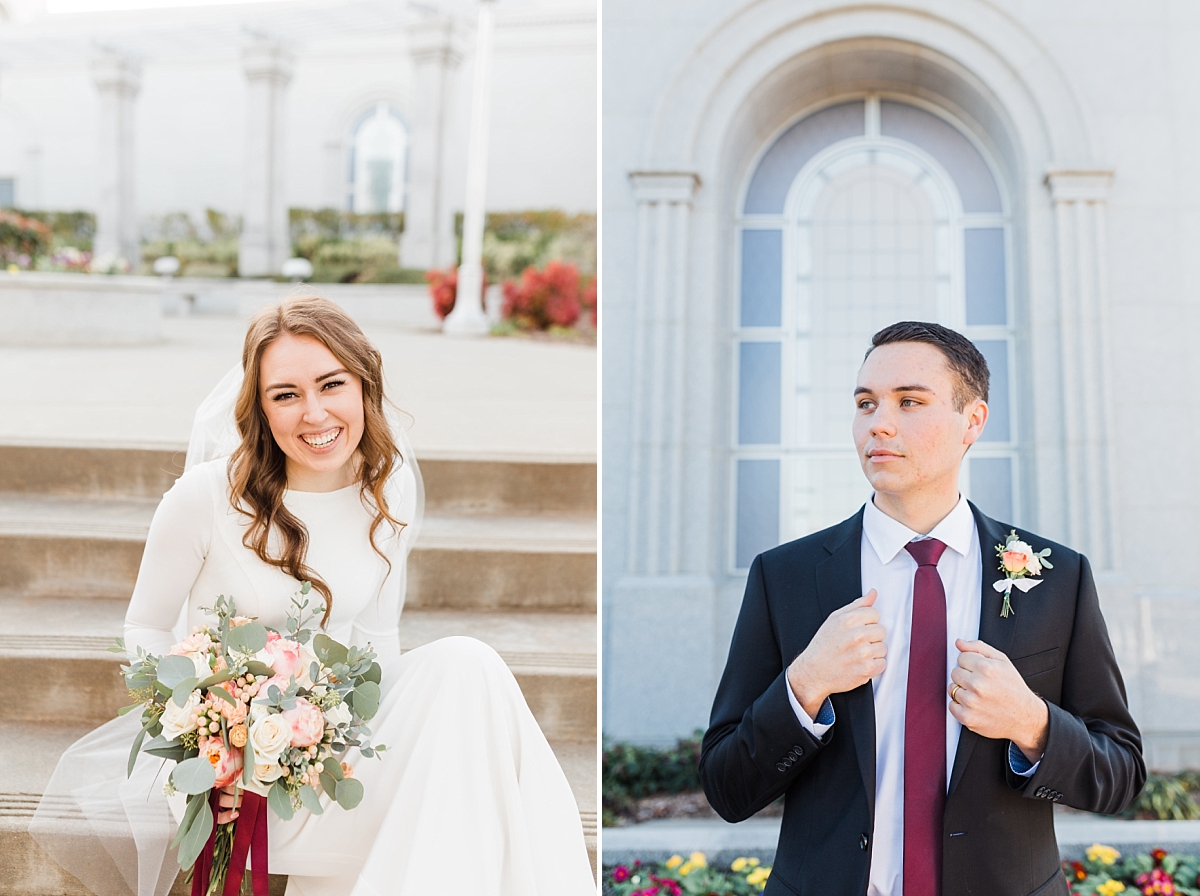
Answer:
[265,369,349,391]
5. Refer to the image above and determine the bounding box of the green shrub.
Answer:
[603,731,704,820]
[14,209,94,252]
[455,210,596,279]
[1122,772,1200,820]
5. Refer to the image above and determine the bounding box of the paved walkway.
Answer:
[601,816,1200,866]
[0,314,596,460]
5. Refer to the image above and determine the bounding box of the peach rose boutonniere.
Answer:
[993,529,1053,618]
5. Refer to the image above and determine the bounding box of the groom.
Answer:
[699,322,1145,896]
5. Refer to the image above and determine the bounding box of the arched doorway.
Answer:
[732,95,1017,568]
[347,102,409,214]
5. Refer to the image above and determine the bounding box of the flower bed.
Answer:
[605,854,771,896]
[604,732,704,827]
[1065,844,1200,894]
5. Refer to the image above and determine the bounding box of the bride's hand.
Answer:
[217,785,242,824]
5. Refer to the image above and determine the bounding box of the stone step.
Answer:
[0,494,596,612]
[0,596,595,741]
[0,441,596,516]
[0,722,596,896]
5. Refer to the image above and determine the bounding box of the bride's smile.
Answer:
[259,331,365,492]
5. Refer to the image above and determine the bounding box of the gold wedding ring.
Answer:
[950,684,962,704]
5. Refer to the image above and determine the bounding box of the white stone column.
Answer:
[1046,169,1119,569]
[91,52,141,267]
[399,16,462,271]
[444,0,495,336]
[239,40,294,278]
[625,172,700,576]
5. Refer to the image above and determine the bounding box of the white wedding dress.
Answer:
[31,456,594,896]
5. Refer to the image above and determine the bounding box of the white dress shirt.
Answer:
[786,494,1039,896]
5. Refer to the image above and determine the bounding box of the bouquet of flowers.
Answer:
[112,585,386,896]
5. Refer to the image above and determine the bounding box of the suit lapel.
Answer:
[947,503,1018,798]
[816,509,877,818]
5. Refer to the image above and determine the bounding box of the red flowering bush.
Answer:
[0,210,52,268]
[1061,844,1200,895]
[426,267,486,320]
[502,261,583,330]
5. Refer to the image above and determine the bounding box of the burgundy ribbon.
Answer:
[191,790,270,896]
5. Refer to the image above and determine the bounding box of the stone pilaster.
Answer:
[1046,169,1118,569]
[626,172,700,576]
[238,40,294,278]
[90,52,141,266]
[399,16,462,271]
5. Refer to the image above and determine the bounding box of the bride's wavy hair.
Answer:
[229,294,407,627]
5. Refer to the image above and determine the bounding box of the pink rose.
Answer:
[280,698,325,747]
[170,632,212,656]
[201,738,243,789]
[259,675,292,699]
[217,695,248,725]
[1001,540,1039,575]
[257,638,318,688]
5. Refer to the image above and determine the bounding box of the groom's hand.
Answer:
[787,590,887,719]
[950,639,1049,763]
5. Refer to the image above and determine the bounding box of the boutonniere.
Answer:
[993,529,1053,618]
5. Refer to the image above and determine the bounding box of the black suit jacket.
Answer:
[699,502,1145,896]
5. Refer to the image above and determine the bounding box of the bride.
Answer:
[31,295,595,896]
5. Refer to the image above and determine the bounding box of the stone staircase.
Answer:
[0,442,597,894]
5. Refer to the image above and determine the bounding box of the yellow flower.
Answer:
[731,858,748,872]
[678,862,694,876]
[689,852,707,868]
[1086,843,1121,865]
[747,867,772,887]
[1096,882,1126,896]
[665,855,683,869]
[747,858,761,867]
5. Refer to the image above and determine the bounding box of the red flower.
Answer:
[612,865,630,882]
[1152,848,1168,863]
[501,261,582,330]
[425,267,487,320]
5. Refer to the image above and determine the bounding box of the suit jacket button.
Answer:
[859,833,868,851]
[793,745,804,755]
[776,762,787,772]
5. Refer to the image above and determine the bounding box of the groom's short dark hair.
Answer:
[865,321,989,411]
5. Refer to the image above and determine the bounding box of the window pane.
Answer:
[740,230,783,327]
[969,456,1013,523]
[739,342,782,445]
[744,102,865,214]
[964,228,1006,326]
[879,101,1001,213]
[737,459,780,567]
[0,178,13,208]
[974,339,1010,442]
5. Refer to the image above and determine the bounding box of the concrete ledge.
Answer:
[0,273,163,346]
[601,817,1200,868]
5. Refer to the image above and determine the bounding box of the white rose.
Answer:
[250,712,293,763]
[184,651,213,680]
[160,690,201,741]
[323,702,352,727]
[295,643,320,689]
[241,761,284,797]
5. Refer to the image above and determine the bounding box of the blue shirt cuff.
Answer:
[813,696,835,726]
[1008,741,1041,777]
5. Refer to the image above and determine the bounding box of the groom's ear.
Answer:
[962,398,989,450]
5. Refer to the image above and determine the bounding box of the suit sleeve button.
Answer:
[776,762,787,772]
[859,833,869,851]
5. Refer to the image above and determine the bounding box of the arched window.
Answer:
[733,96,1015,569]
[347,102,409,214]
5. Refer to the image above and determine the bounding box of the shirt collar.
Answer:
[862,493,977,565]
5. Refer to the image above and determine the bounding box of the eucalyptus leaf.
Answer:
[268,781,294,821]
[169,792,206,851]
[299,784,324,815]
[335,777,364,810]
[171,756,217,795]
[319,771,338,798]
[126,725,149,778]
[361,662,382,685]
[310,661,320,683]
[360,747,374,758]
[226,622,268,654]
[172,678,199,707]
[156,655,197,689]
[301,581,312,594]
[322,757,344,781]
[349,681,380,721]
[245,660,275,677]
[312,634,348,667]
[242,729,256,786]
[196,670,234,690]
[117,702,141,717]
[208,686,236,706]
[177,795,214,871]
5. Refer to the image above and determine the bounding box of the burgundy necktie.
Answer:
[903,538,948,896]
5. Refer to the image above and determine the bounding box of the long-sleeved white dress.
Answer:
[31,457,594,896]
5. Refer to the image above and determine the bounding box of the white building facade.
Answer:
[604,0,1200,769]
[0,0,596,270]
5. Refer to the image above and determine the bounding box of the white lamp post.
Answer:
[443,0,495,337]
